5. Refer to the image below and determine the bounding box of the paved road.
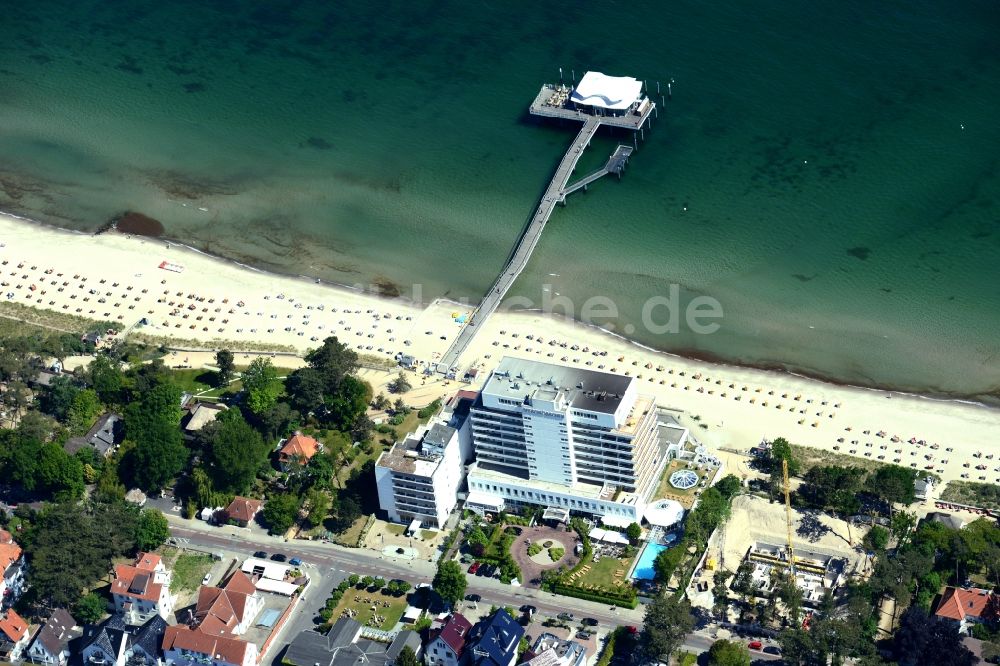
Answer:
[167,516,645,624]
[167,518,780,661]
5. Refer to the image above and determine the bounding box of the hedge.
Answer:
[552,583,638,608]
[596,627,625,666]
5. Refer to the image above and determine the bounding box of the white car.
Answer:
[202,573,212,585]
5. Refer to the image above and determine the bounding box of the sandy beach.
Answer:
[2,213,998,487]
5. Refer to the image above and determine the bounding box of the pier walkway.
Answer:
[561,144,633,199]
[436,82,655,374]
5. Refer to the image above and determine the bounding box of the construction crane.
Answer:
[783,458,796,575]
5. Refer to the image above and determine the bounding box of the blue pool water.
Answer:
[632,543,669,581]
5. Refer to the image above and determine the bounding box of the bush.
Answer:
[417,399,442,419]
[528,544,542,556]
[372,577,386,589]
[542,540,553,548]
[549,547,564,560]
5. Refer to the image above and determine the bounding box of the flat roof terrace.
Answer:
[529,84,655,131]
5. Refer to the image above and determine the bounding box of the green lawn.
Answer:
[170,553,214,593]
[385,523,406,536]
[575,553,635,590]
[654,460,717,508]
[331,588,408,631]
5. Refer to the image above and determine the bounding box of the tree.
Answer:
[87,356,125,405]
[799,465,864,515]
[242,357,282,415]
[641,595,694,662]
[75,591,108,624]
[768,437,799,492]
[136,509,170,551]
[708,639,750,666]
[351,413,375,443]
[866,465,917,513]
[40,374,80,421]
[714,474,742,500]
[653,545,684,583]
[68,389,102,435]
[388,372,412,394]
[306,489,331,528]
[326,375,372,429]
[712,570,733,620]
[262,493,301,534]
[433,560,467,606]
[204,409,269,494]
[124,381,187,491]
[863,525,889,552]
[894,606,976,666]
[215,350,235,386]
[396,646,419,666]
[25,501,139,608]
[625,522,642,543]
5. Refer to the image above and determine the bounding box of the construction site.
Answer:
[687,493,870,612]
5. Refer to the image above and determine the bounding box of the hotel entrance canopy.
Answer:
[571,72,643,110]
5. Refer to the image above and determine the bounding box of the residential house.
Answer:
[0,608,31,662]
[0,529,26,608]
[183,403,228,439]
[161,571,263,666]
[64,412,124,458]
[192,571,263,637]
[285,617,422,666]
[79,614,166,666]
[224,497,262,528]
[914,476,935,501]
[521,634,586,666]
[278,432,321,470]
[110,552,175,623]
[26,609,79,665]
[425,613,472,666]
[162,626,258,666]
[463,610,524,666]
[934,586,1000,634]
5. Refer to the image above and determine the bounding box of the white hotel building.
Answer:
[375,393,475,529]
[465,358,672,525]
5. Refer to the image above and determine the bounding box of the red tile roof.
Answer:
[225,497,262,524]
[163,625,251,666]
[935,587,999,622]
[279,433,320,463]
[194,572,257,637]
[0,609,28,643]
[111,553,165,603]
[435,613,472,657]
[0,540,21,574]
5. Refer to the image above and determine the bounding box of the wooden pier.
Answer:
[437,83,655,373]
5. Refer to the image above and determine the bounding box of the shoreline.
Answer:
[5,209,998,407]
[3,211,999,486]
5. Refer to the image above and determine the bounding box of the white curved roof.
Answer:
[644,499,685,527]
[571,72,642,110]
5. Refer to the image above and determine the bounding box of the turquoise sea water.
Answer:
[1,0,999,400]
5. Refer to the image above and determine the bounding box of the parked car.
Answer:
[466,594,482,602]
[270,553,287,562]
[289,557,302,566]
[558,612,575,621]
[253,551,268,559]
[202,573,212,585]
[748,641,763,651]
[582,618,598,626]
[520,605,537,615]
[763,646,781,656]
[576,632,592,640]
[468,562,481,574]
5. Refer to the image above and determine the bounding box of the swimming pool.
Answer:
[632,542,669,580]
